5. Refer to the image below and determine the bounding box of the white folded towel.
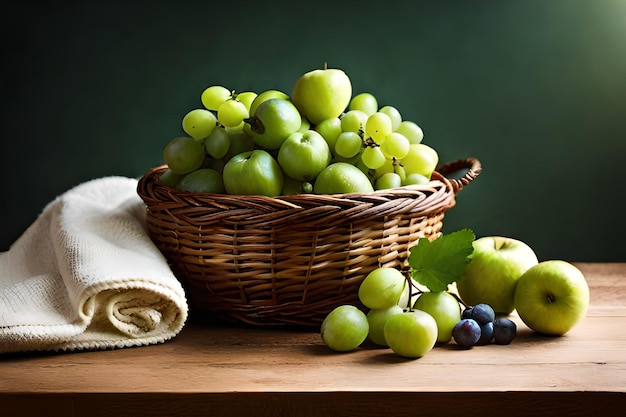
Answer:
[0,176,188,353]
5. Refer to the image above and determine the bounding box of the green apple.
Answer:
[248,89,290,115]
[222,149,283,196]
[413,291,462,344]
[456,236,539,314]
[384,310,438,358]
[291,67,352,125]
[244,98,301,150]
[514,260,589,336]
[313,162,374,195]
[277,130,332,182]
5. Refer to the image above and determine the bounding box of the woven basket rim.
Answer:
[137,157,481,208]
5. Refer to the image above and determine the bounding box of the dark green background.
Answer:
[2,0,625,261]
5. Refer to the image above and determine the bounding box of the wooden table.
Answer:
[1,263,625,416]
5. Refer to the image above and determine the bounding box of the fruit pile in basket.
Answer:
[159,64,439,196]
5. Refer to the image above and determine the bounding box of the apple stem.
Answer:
[243,116,264,134]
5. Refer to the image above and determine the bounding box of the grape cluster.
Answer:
[452,303,517,348]
[317,92,437,190]
[321,267,430,356]
[160,86,259,193]
[158,70,438,195]
[322,268,520,357]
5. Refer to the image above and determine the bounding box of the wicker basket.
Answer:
[136,157,481,327]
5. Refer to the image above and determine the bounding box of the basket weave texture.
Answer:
[137,158,481,327]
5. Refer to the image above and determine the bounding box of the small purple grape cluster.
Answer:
[452,303,517,348]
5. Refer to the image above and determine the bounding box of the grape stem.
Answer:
[403,268,469,310]
[403,270,422,310]
[449,291,469,309]
[362,137,379,148]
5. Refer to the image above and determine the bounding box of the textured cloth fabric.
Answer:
[0,176,188,353]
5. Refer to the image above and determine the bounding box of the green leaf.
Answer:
[408,228,475,292]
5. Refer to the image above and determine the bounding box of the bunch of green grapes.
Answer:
[160,85,257,193]
[159,78,440,196]
[314,92,438,191]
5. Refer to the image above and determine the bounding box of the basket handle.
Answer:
[436,157,482,194]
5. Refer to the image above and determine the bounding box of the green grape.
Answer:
[413,291,462,344]
[401,143,439,178]
[375,172,402,190]
[235,91,257,111]
[177,168,225,194]
[358,267,407,310]
[282,176,305,195]
[204,126,231,159]
[340,110,367,133]
[163,136,206,174]
[365,112,392,143]
[320,305,369,352]
[225,122,245,133]
[158,169,185,188]
[218,99,249,128]
[222,129,255,162]
[373,158,394,180]
[379,105,402,130]
[361,146,386,170]
[249,89,289,115]
[315,117,342,150]
[380,132,410,159]
[332,152,363,167]
[403,172,430,186]
[334,131,363,158]
[201,85,232,111]
[395,120,424,144]
[384,310,438,358]
[182,108,218,140]
[394,162,407,183]
[302,181,314,193]
[354,154,374,178]
[349,92,378,115]
[367,305,403,346]
[205,156,225,173]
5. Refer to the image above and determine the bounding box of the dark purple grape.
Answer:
[462,306,473,319]
[452,318,481,348]
[470,303,495,325]
[493,317,517,345]
[476,321,494,346]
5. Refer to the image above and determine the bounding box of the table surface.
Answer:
[1,262,625,417]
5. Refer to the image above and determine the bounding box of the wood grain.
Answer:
[1,262,625,416]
